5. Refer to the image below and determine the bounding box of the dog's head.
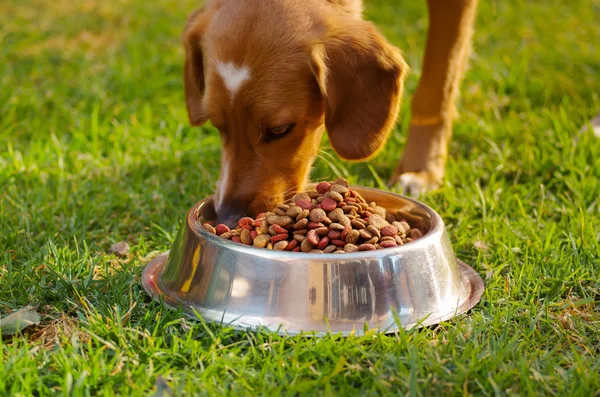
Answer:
[184,0,407,225]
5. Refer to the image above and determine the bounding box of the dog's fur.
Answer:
[184,0,478,224]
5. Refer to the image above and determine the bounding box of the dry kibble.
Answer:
[366,225,381,238]
[253,234,271,248]
[380,240,398,248]
[274,240,288,251]
[368,214,388,229]
[316,181,332,194]
[271,234,289,244]
[203,223,216,234]
[202,178,424,253]
[345,229,360,244]
[294,234,306,242]
[307,190,321,199]
[330,184,349,196]
[364,236,379,245]
[328,208,344,222]
[323,245,337,253]
[273,208,286,216]
[321,197,338,211]
[358,243,376,251]
[338,214,352,228]
[359,229,372,240]
[409,228,423,239]
[293,218,309,229]
[307,230,319,245]
[400,221,411,232]
[380,225,398,237]
[286,239,298,251]
[329,222,345,231]
[351,219,365,229]
[344,243,359,253]
[286,206,303,218]
[309,208,327,223]
[301,238,313,252]
[215,224,230,235]
[324,191,344,202]
[315,226,330,236]
[393,221,406,235]
[333,178,349,188]
[240,229,252,245]
[297,209,310,221]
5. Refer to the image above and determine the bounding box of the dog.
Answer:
[183,0,478,225]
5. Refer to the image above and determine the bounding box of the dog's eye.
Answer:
[264,123,295,142]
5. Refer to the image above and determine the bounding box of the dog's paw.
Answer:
[387,122,448,196]
[389,171,440,197]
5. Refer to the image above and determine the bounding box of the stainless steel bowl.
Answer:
[142,186,484,336]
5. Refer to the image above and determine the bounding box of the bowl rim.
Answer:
[188,185,445,261]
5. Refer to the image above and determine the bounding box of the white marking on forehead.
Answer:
[215,60,250,100]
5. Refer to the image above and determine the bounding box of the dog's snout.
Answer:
[215,199,249,228]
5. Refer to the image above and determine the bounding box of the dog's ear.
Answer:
[311,19,408,160]
[183,7,212,126]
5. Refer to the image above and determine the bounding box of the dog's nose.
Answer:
[215,200,249,228]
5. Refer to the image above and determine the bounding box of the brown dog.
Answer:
[183,0,478,225]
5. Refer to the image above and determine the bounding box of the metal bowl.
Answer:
[142,186,484,336]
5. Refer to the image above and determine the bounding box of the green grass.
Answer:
[1,0,599,395]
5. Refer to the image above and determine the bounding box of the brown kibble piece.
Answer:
[366,225,381,238]
[297,209,310,221]
[293,218,309,229]
[301,238,313,252]
[345,229,360,244]
[350,219,365,229]
[364,237,379,245]
[253,234,271,248]
[274,240,288,251]
[330,184,349,196]
[324,191,344,202]
[393,221,406,235]
[400,221,411,232]
[344,243,359,253]
[286,206,303,218]
[338,214,351,228]
[409,229,423,239]
[368,214,388,229]
[240,229,252,245]
[203,223,216,234]
[329,222,345,231]
[323,245,337,253]
[358,244,376,251]
[333,177,349,187]
[294,234,306,242]
[328,208,344,222]
[359,229,372,240]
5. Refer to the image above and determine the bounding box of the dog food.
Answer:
[200,178,424,253]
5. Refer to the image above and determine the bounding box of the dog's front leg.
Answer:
[390,0,478,194]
